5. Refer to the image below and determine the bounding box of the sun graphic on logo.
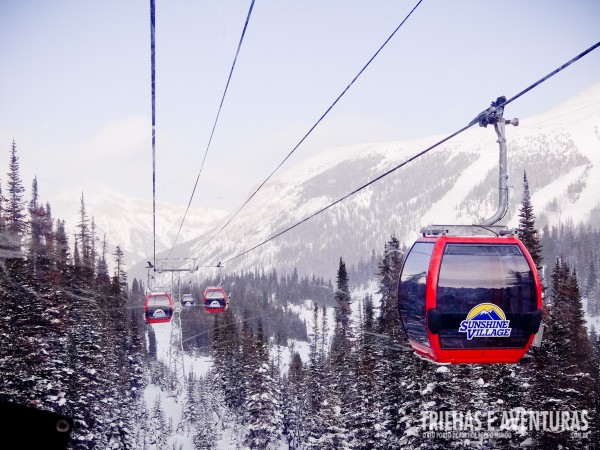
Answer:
[465,303,506,321]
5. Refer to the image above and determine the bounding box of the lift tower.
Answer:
[155,258,197,395]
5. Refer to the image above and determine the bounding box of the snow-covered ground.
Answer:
[143,305,320,449]
[144,383,194,449]
[140,280,386,449]
[149,321,214,377]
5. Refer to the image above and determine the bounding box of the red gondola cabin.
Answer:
[397,233,542,364]
[145,292,174,324]
[203,287,228,314]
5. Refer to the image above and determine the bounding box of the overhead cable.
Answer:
[189,0,425,260]
[213,40,600,265]
[167,0,257,258]
[150,0,157,268]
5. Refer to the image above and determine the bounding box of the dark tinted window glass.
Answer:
[398,242,434,347]
[149,295,171,308]
[436,244,537,349]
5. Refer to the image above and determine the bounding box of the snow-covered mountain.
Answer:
[159,82,599,281]
[104,83,598,282]
[51,184,228,275]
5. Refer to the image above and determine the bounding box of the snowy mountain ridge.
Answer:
[50,183,228,273]
[62,82,599,281]
[169,82,600,280]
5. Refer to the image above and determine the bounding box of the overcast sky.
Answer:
[1,0,599,219]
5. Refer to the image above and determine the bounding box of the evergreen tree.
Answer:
[150,394,168,448]
[73,234,81,271]
[530,259,596,448]
[77,192,93,278]
[374,235,407,447]
[179,371,198,434]
[43,202,53,255]
[112,244,127,297]
[53,220,71,285]
[5,140,26,246]
[377,235,403,336]
[0,183,5,233]
[95,234,110,289]
[148,326,158,359]
[566,269,595,372]
[0,179,146,449]
[0,182,11,256]
[194,373,219,449]
[212,310,243,409]
[305,303,325,448]
[283,351,306,449]
[244,321,283,449]
[327,257,354,447]
[28,176,41,274]
[517,171,543,271]
[90,217,97,275]
[349,294,379,449]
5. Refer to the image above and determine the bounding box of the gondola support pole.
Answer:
[474,96,519,227]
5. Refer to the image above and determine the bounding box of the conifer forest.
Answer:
[3,0,600,447]
[0,139,599,450]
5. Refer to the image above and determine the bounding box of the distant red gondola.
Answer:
[203,287,228,314]
[145,292,174,324]
[398,232,542,364]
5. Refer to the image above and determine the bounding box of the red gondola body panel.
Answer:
[398,235,543,364]
[203,287,229,314]
[145,292,174,324]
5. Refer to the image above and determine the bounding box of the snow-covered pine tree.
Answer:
[316,257,353,449]
[243,321,283,449]
[112,245,127,295]
[304,303,325,448]
[530,259,596,449]
[0,154,146,449]
[27,176,44,277]
[193,373,219,449]
[149,394,168,448]
[41,202,54,276]
[77,192,92,277]
[0,175,75,430]
[566,269,596,373]
[110,246,145,448]
[96,234,110,290]
[148,325,158,360]
[239,309,255,413]
[180,371,198,434]
[374,235,408,446]
[5,140,26,250]
[377,235,403,336]
[330,257,355,438]
[0,181,11,254]
[517,171,543,271]
[53,219,71,285]
[212,310,243,409]
[73,233,81,276]
[348,294,380,449]
[320,304,328,359]
[90,217,97,275]
[282,351,306,449]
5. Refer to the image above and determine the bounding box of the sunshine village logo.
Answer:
[421,410,590,439]
[458,303,511,339]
